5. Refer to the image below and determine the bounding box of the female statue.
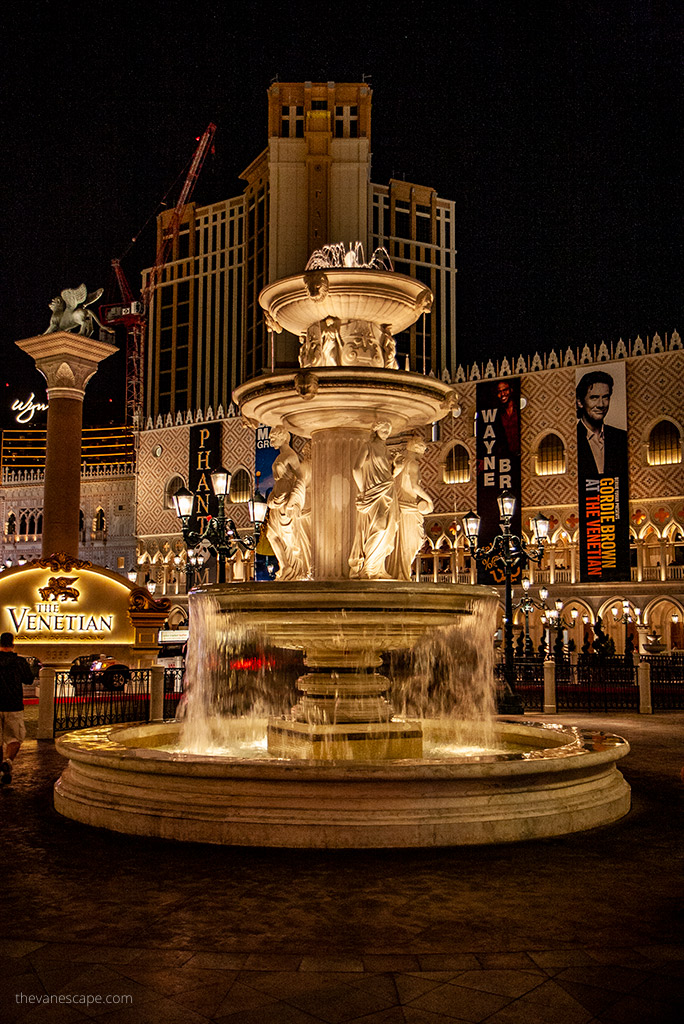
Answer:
[265,426,310,580]
[387,435,434,580]
[348,421,400,580]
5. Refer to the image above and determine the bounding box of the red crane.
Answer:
[101,122,217,426]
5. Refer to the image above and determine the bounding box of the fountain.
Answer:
[54,247,631,847]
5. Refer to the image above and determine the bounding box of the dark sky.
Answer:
[2,1,681,428]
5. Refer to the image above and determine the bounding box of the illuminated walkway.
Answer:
[1,711,683,1023]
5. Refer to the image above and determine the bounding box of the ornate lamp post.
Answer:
[515,577,549,655]
[611,600,636,662]
[173,469,268,584]
[544,599,579,661]
[463,494,550,712]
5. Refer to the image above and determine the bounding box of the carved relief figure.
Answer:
[379,324,398,369]
[265,426,309,581]
[387,436,434,581]
[44,285,113,338]
[348,421,400,580]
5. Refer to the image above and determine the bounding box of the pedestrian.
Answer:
[0,631,34,785]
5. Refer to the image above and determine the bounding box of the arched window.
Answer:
[37,512,43,536]
[19,512,28,535]
[94,508,106,532]
[230,468,252,503]
[164,475,186,509]
[647,420,682,466]
[79,509,85,535]
[535,433,566,476]
[6,512,16,535]
[443,444,470,484]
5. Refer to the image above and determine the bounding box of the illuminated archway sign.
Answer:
[0,555,170,666]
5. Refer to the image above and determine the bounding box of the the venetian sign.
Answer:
[0,558,136,645]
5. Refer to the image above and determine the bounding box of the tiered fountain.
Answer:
[54,247,631,847]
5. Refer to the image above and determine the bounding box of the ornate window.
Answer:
[647,420,682,466]
[6,511,16,536]
[443,444,470,484]
[230,469,252,503]
[164,475,186,509]
[535,433,566,476]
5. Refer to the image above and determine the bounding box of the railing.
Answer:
[556,657,639,712]
[164,667,185,719]
[54,669,150,733]
[508,657,544,711]
[643,653,684,710]
[553,569,572,583]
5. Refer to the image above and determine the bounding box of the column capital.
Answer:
[16,331,117,396]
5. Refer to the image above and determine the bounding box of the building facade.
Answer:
[130,331,683,650]
[143,81,458,422]
[0,427,137,575]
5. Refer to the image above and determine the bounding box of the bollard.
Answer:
[543,658,557,715]
[37,667,56,740]
[638,659,652,714]
[149,664,165,722]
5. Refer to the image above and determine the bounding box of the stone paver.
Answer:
[2,711,683,1022]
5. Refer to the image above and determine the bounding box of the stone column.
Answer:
[15,332,117,558]
[311,427,367,580]
[37,667,55,740]
[543,657,557,714]
[638,659,652,714]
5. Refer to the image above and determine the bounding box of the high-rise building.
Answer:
[144,81,458,423]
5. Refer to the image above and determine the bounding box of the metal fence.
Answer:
[507,658,544,712]
[644,653,684,710]
[557,658,639,712]
[54,669,151,733]
[163,668,185,719]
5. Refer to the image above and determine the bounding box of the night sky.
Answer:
[2,1,681,429]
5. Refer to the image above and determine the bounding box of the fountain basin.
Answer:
[54,720,631,848]
[260,268,430,337]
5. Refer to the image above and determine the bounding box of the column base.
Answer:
[267,718,423,760]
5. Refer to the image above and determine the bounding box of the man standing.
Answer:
[0,632,33,785]
[576,370,628,478]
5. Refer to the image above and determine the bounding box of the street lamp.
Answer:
[463,493,550,712]
[544,599,579,661]
[514,577,550,655]
[173,471,268,584]
[611,599,636,662]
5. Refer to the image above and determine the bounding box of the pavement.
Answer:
[1,708,683,1024]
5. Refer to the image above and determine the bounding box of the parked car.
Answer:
[68,655,131,693]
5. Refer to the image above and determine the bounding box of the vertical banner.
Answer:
[254,424,277,497]
[188,422,222,546]
[476,378,522,585]
[576,363,630,582]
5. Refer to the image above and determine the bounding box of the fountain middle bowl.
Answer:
[189,579,499,653]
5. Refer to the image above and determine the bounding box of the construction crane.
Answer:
[100,122,217,427]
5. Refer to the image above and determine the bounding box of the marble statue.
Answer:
[387,436,434,581]
[301,317,398,369]
[44,285,113,337]
[348,421,400,580]
[265,426,310,581]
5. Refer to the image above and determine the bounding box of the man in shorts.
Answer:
[0,631,33,785]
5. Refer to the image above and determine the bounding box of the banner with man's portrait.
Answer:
[575,361,630,582]
[475,378,522,585]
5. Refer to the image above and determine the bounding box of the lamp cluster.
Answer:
[461,491,550,712]
[171,467,268,584]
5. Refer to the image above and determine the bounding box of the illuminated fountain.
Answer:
[54,247,631,847]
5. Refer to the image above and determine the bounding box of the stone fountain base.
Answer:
[54,720,630,848]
